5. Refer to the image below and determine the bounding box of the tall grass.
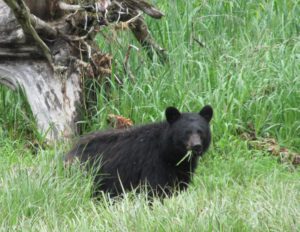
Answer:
[0,0,299,231]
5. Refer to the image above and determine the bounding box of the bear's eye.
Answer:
[197,129,202,135]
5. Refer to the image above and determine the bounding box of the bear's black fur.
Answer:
[65,105,213,198]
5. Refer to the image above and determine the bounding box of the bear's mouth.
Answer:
[188,145,203,156]
[176,146,203,166]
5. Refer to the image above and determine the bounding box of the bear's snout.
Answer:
[187,134,203,155]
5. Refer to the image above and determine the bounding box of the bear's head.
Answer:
[165,105,213,157]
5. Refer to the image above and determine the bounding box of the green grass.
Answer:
[0,0,300,231]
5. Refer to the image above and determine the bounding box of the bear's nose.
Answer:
[191,144,202,154]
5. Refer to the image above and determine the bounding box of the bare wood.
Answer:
[0,60,82,140]
[106,1,167,62]
[129,16,168,62]
[0,45,43,57]
[3,0,53,63]
[125,0,164,19]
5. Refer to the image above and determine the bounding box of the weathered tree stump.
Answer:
[0,0,82,141]
[0,0,165,142]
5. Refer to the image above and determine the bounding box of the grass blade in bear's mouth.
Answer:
[176,151,193,166]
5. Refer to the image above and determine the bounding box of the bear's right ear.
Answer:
[165,107,181,124]
[199,105,213,122]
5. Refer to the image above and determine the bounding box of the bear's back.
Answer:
[65,121,172,196]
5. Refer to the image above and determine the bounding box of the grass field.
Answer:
[0,0,299,231]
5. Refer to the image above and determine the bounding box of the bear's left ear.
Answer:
[166,107,181,124]
[199,105,213,122]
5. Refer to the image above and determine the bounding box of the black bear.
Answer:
[65,105,213,198]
